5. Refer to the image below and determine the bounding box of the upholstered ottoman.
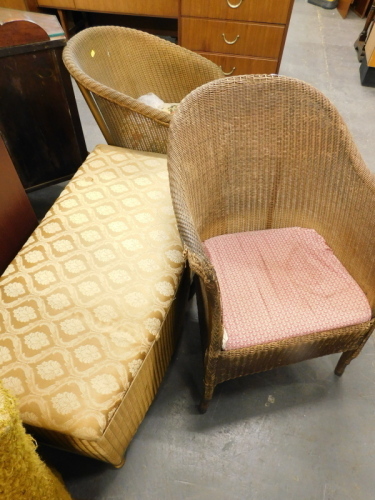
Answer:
[0,144,189,467]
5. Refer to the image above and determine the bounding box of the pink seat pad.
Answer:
[203,227,371,351]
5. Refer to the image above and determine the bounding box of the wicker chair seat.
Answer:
[0,144,189,466]
[203,227,371,351]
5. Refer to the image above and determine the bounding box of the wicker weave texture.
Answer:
[167,75,375,408]
[63,26,223,154]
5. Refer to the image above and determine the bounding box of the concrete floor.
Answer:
[30,1,375,499]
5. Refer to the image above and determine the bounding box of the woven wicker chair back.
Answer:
[168,75,375,310]
[63,26,223,153]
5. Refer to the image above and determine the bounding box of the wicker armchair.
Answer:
[63,26,223,154]
[167,75,375,412]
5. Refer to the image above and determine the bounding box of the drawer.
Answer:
[181,0,292,25]
[38,0,76,7]
[74,0,178,17]
[199,52,278,76]
[180,18,284,59]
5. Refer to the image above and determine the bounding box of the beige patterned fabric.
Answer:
[0,144,184,441]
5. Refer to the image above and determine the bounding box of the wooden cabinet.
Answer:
[0,10,87,190]
[180,0,294,77]
[34,0,294,76]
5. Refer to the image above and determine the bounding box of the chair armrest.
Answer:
[324,162,375,313]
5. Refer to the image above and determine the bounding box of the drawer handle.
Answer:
[222,33,240,45]
[220,66,236,76]
[227,0,243,8]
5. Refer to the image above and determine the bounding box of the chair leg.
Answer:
[188,278,196,300]
[199,384,215,414]
[199,398,210,414]
[334,350,357,376]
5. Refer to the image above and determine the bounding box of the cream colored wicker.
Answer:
[167,74,375,412]
[63,26,223,154]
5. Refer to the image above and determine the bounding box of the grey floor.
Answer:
[30,1,375,499]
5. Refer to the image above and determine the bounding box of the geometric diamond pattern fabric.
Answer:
[0,144,184,441]
[203,227,371,351]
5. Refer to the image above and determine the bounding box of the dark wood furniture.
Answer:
[360,56,375,84]
[0,134,37,275]
[0,8,87,190]
[339,0,373,18]
[354,0,373,17]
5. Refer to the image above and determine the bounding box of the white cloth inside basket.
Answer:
[137,93,178,114]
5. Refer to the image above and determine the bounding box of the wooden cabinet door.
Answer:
[0,0,40,10]
[0,44,87,189]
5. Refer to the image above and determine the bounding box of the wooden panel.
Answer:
[0,8,64,38]
[0,0,28,8]
[181,0,292,24]
[37,0,76,7]
[181,18,284,59]
[199,52,278,76]
[0,134,37,275]
[353,0,372,17]
[337,0,353,18]
[0,20,49,47]
[365,23,375,66]
[74,0,178,17]
[0,45,87,189]
[0,0,40,10]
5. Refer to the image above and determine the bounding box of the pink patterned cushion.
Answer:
[203,227,371,351]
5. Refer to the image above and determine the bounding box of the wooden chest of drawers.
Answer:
[179,0,294,76]
[34,0,294,76]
